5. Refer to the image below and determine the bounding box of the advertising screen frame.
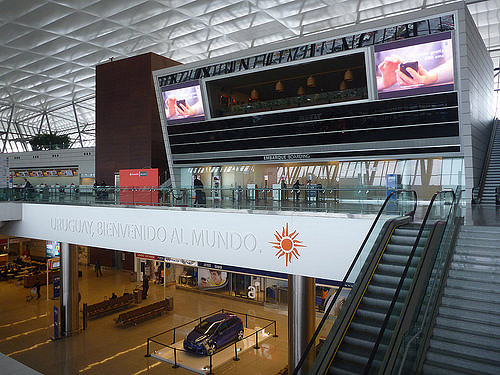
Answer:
[374,31,455,99]
[160,80,207,125]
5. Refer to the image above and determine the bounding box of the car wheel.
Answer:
[207,343,216,355]
[237,330,244,340]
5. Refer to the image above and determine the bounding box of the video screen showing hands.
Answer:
[375,32,454,99]
[161,81,206,124]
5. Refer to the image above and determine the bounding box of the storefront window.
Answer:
[205,52,368,118]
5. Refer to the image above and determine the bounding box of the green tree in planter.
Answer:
[29,133,70,150]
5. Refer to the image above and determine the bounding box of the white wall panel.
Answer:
[0,203,376,281]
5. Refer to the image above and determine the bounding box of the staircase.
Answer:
[423,225,500,374]
[329,224,429,374]
[481,121,500,204]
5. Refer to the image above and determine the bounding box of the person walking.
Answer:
[34,279,41,299]
[293,180,301,200]
[193,176,204,206]
[142,275,149,299]
[95,260,102,277]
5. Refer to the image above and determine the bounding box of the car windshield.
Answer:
[194,320,219,335]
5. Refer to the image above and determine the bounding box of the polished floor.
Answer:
[0,266,290,375]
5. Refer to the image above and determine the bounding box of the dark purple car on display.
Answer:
[183,313,244,355]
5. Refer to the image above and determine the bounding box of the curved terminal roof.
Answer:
[0,0,499,152]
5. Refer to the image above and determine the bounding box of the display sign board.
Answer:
[198,268,228,289]
[136,252,164,261]
[161,81,206,125]
[46,241,61,258]
[53,275,60,298]
[374,32,454,99]
[2,203,379,281]
[119,168,159,205]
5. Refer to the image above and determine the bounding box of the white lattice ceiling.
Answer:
[0,0,499,152]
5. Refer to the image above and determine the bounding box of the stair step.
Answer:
[446,276,500,294]
[425,348,499,374]
[456,237,500,249]
[452,253,500,267]
[428,338,500,367]
[455,245,500,257]
[443,286,500,303]
[441,295,500,314]
[438,305,500,328]
[449,261,500,274]
[435,315,500,337]
[447,269,500,287]
[380,252,422,267]
[432,326,500,353]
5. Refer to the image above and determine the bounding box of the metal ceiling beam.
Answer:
[72,101,84,148]
[1,105,15,153]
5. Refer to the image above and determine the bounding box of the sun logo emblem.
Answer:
[269,223,306,266]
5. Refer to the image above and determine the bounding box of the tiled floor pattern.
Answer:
[0,265,289,375]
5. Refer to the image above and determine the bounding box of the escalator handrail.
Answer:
[292,189,417,375]
[395,187,462,375]
[362,189,456,374]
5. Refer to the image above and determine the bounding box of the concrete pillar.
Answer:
[60,242,79,336]
[288,275,316,375]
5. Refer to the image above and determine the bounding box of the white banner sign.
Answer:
[1,204,375,280]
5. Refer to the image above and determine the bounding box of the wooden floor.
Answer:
[0,265,289,375]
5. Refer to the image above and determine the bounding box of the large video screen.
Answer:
[374,32,454,99]
[161,81,206,124]
[46,241,60,258]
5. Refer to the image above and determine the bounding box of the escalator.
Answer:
[329,223,430,374]
[294,189,458,375]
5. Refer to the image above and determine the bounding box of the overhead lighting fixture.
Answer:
[250,88,259,99]
[306,75,316,87]
[344,69,353,82]
[275,80,284,92]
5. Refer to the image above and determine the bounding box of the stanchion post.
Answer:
[209,354,213,374]
[274,321,278,337]
[173,328,176,344]
[82,303,87,330]
[233,341,240,361]
[254,330,260,349]
[172,347,179,368]
[145,338,150,357]
[245,314,248,328]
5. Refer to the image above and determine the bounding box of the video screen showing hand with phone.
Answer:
[396,61,438,87]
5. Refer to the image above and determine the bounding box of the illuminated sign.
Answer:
[374,32,454,99]
[161,81,206,125]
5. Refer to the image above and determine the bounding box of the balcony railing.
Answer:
[0,185,395,215]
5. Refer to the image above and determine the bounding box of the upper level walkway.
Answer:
[0,185,391,215]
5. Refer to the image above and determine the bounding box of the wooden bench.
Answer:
[115,297,173,327]
[87,294,135,319]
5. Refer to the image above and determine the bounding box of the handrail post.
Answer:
[145,338,150,357]
[233,341,240,361]
[172,347,179,368]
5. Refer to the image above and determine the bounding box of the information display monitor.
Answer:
[161,81,206,124]
[374,32,454,99]
[46,241,61,258]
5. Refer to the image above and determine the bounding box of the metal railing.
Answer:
[145,308,277,374]
[0,185,392,214]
